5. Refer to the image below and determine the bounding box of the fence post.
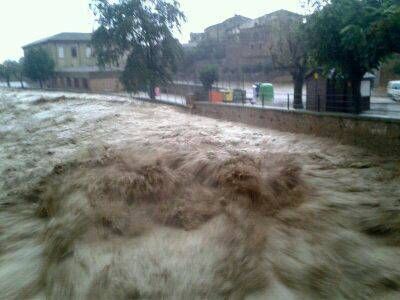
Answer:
[317,95,320,112]
[287,93,290,110]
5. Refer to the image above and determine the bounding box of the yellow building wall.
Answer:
[89,77,123,93]
[25,42,97,71]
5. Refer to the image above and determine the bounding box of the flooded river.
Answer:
[0,89,399,299]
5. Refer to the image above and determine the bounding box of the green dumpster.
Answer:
[233,89,246,104]
[259,83,274,105]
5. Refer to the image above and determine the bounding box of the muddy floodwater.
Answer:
[1,89,400,299]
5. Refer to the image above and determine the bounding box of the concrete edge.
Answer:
[194,101,400,125]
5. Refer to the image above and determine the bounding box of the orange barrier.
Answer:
[209,91,224,103]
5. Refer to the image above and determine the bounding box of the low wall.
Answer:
[89,77,123,93]
[191,102,400,155]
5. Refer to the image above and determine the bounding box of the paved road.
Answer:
[365,97,400,118]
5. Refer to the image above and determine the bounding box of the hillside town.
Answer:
[3,7,399,116]
[1,1,400,299]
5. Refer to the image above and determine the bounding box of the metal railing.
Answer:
[3,80,399,118]
[133,83,400,119]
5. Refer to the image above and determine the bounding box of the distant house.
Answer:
[204,15,252,42]
[183,10,302,82]
[22,32,123,92]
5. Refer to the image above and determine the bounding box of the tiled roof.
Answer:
[240,9,302,29]
[205,15,252,32]
[23,32,92,48]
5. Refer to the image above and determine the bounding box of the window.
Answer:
[74,78,80,88]
[71,47,77,58]
[82,78,89,89]
[58,46,64,58]
[85,46,92,58]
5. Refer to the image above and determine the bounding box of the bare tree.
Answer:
[269,17,308,109]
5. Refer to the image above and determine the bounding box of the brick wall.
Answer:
[190,102,400,155]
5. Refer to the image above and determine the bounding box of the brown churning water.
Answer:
[1,90,400,299]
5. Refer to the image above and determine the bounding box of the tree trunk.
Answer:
[149,83,156,100]
[350,78,362,114]
[6,78,10,88]
[293,75,304,109]
[39,79,43,89]
[20,77,24,89]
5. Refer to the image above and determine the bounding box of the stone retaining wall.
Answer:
[190,102,400,155]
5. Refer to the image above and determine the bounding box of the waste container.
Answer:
[222,90,233,102]
[259,83,274,105]
[209,90,224,103]
[233,89,246,104]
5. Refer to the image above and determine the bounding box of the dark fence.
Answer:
[15,78,396,118]
[132,81,400,118]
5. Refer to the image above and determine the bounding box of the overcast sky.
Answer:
[0,0,304,62]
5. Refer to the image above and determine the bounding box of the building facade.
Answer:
[203,15,251,42]
[23,32,123,92]
[183,10,302,82]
